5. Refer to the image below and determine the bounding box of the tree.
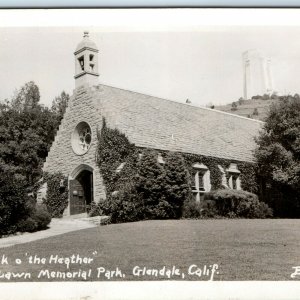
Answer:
[11,81,40,111]
[238,97,244,105]
[51,91,70,122]
[164,152,191,218]
[0,106,59,186]
[0,161,31,236]
[0,160,51,236]
[135,150,170,219]
[271,92,279,100]
[254,95,300,217]
[0,82,60,187]
[231,102,238,111]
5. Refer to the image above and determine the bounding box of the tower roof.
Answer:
[75,31,98,54]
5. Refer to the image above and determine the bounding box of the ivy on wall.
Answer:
[96,118,259,222]
[97,118,137,195]
[38,172,69,218]
[181,153,258,194]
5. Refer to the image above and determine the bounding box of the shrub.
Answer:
[17,217,38,233]
[16,204,51,233]
[164,152,192,218]
[238,97,245,105]
[231,102,238,111]
[32,204,51,230]
[207,189,273,218]
[182,197,220,219]
[201,197,219,218]
[182,198,202,218]
[100,187,144,223]
[42,172,68,218]
[135,150,166,219]
[88,201,103,217]
[0,167,34,236]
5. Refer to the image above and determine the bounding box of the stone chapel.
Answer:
[42,32,263,216]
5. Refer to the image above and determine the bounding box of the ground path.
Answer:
[0,218,96,249]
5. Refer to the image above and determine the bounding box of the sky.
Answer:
[1,10,300,107]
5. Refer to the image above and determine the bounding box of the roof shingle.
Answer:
[93,84,263,163]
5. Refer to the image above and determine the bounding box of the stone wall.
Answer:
[43,85,106,214]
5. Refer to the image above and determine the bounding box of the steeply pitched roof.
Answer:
[93,84,263,163]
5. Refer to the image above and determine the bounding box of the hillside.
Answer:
[215,99,276,121]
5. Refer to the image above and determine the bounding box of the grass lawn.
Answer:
[0,219,299,281]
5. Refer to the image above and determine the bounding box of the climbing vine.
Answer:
[96,119,259,222]
[39,172,69,218]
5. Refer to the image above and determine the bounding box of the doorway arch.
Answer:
[69,164,94,215]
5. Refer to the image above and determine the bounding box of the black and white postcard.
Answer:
[0,8,299,300]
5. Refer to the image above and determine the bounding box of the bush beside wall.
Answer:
[206,189,273,218]
[16,203,51,233]
[0,166,52,237]
[0,169,33,236]
[41,172,68,218]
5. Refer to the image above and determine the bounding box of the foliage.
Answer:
[97,118,136,194]
[231,102,238,111]
[11,81,40,112]
[96,119,144,223]
[100,186,144,223]
[16,217,38,233]
[32,204,51,230]
[88,201,103,217]
[253,107,259,116]
[182,198,202,218]
[51,91,70,122]
[0,82,69,233]
[254,95,300,217]
[16,204,51,233]
[238,97,245,105]
[42,172,68,218]
[97,121,195,222]
[134,150,169,219]
[96,119,259,223]
[252,94,270,101]
[0,164,33,236]
[0,163,51,236]
[164,152,192,218]
[206,189,273,218]
[0,82,62,187]
[200,200,220,218]
[182,153,258,194]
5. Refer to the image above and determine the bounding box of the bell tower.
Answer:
[74,31,99,88]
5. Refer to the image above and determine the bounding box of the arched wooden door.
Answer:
[69,170,93,215]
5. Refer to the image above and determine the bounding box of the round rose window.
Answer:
[71,122,92,155]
